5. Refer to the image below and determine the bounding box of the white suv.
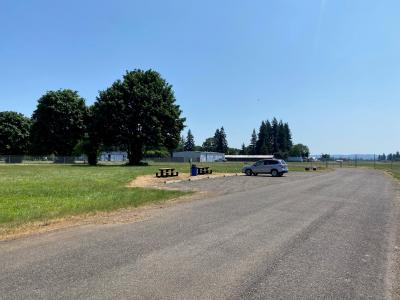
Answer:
[242,159,288,177]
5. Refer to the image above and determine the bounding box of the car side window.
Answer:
[255,161,262,166]
[271,160,279,165]
[264,160,270,165]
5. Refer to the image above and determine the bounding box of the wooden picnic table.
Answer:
[156,167,179,178]
[196,166,212,175]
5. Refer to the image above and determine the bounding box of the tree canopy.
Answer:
[289,144,310,158]
[0,111,31,155]
[91,69,185,165]
[30,89,86,156]
[201,137,215,152]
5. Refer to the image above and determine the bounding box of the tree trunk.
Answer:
[87,151,98,165]
[127,143,143,165]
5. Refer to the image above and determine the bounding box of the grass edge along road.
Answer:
[0,161,398,236]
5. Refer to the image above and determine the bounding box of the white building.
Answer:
[99,151,127,161]
[172,151,225,162]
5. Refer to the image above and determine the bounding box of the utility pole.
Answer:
[374,154,376,169]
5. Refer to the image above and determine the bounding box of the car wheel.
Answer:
[271,169,278,177]
[245,169,253,176]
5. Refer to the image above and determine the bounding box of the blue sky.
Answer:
[0,0,399,154]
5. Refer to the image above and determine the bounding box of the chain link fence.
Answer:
[0,155,87,164]
[1,155,399,174]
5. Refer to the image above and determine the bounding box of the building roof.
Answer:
[225,155,274,159]
[173,151,224,155]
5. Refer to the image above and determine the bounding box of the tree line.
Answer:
[0,69,185,165]
[0,68,316,163]
[378,152,400,161]
[175,127,231,154]
[239,118,309,159]
[173,119,310,159]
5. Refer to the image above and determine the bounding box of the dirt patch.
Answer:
[127,172,240,189]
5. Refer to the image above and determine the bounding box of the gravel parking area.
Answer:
[167,171,326,196]
[2,168,399,299]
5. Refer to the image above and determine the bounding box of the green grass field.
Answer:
[0,160,398,234]
[0,164,188,232]
[0,161,327,232]
[341,160,400,180]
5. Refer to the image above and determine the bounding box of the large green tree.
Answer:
[0,111,31,155]
[92,69,185,165]
[289,144,310,158]
[30,90,86,156]
[202,137,215,152]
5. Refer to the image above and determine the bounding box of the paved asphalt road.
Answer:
[0,169,399,299]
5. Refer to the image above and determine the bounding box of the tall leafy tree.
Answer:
[184,129,195,151]
[202,137,215,152]
[80,106,101,165]
[290,144,310,158]
[92,70,185,165]
[30,89,86,156]
[0,111,31,155]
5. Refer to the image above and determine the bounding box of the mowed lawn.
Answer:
[355,161,400,180]
[0,161,320,231]
[1,160,394,233]
[0,164,189,231]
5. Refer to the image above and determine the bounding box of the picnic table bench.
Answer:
[197,166,212,175]
[156,168,179,178]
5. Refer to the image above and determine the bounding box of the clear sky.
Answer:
[1,0,399,154]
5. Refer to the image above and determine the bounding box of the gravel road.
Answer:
[0,169,399,299]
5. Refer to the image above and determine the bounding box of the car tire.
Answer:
[271,169,278,177]
[245,169,253,176]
